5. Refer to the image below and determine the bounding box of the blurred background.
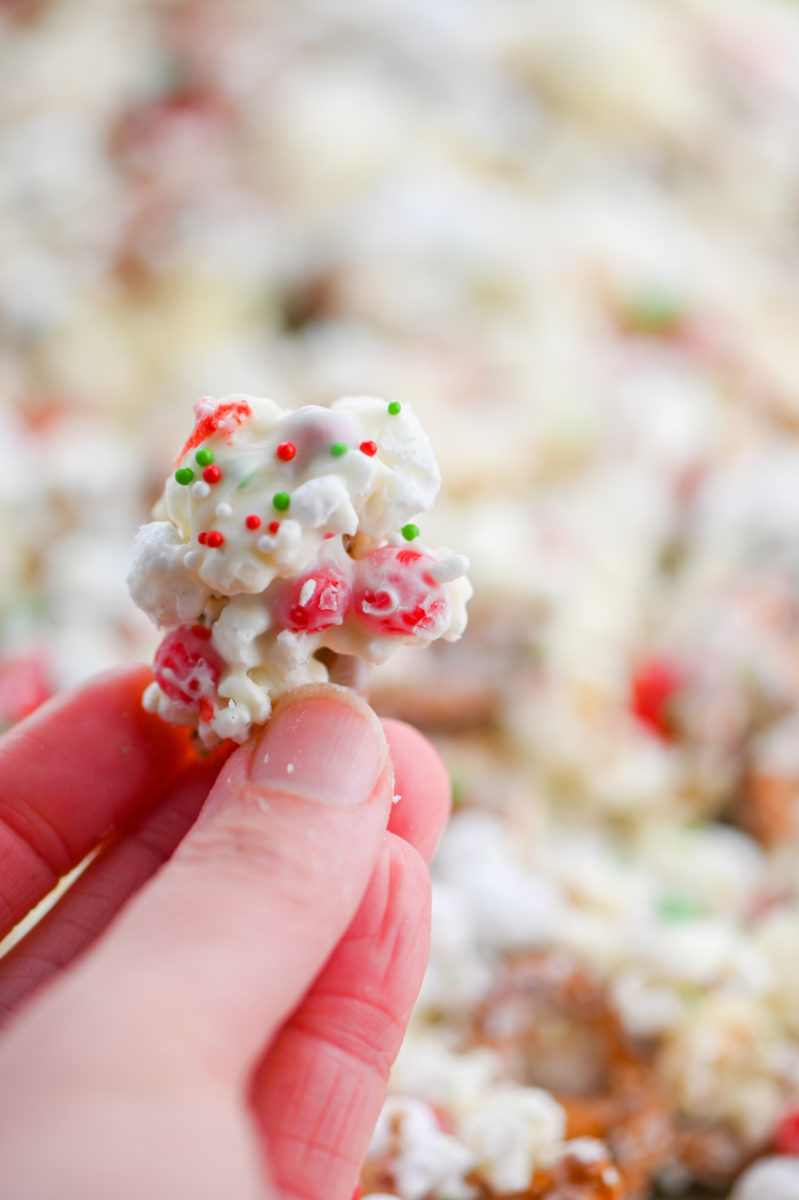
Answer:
[6,1,799,1196]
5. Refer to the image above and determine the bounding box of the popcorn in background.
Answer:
[6,1,799,1195]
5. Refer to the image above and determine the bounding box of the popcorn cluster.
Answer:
[128,394,471,743]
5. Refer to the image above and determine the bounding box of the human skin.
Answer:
[0,666,451,1199]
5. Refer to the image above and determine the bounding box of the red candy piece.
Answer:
[175,399,252,465]
[276,442,296,461]
[0,655,52,727]
[245,514,261,530]
[272,566,351,633]
[153,624,223,708]
[352,546,449,637]
[202,464,222,484]
[205,531,224,548]
[776,1106,799,1155]
[631,658,682,740]
[359,440,377,456]
[268,520,280,535]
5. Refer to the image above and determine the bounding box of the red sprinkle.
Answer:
[245,514,261,530]
[359,440,377,456]
[205,530,224,548]
[197,531,208,545]
[203,464,222,484]
[277,442,296,462]
[776,1106,799,1155]
[175,399,252,465]
[268,520,280,535]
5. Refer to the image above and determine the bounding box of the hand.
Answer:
[0,666,450,1199]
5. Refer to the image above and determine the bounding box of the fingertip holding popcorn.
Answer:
[128,393,473,744]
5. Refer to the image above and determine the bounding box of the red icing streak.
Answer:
[630,659,682,740]
[198,697,215,724]
[175,399,252,465]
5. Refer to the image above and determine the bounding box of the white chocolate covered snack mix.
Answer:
[128,394,472,743]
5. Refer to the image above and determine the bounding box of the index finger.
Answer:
[0,664,195,939]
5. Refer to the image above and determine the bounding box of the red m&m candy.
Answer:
[153,624,223,708]
[352,545,449,637]
[272,566,351,633]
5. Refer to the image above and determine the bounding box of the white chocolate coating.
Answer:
[129,393,471,743]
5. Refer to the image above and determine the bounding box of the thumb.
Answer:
[17,685,393,1084]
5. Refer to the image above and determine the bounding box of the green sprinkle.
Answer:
[401,523,420,541]
[175,467,194,485]
[195,447,214,466]
[387,401,402,415]
[237,472,255,490]
[273,491,290,511]
[330,442,348,457]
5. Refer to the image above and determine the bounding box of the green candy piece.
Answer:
[387,401,402,415]
[175,467,194,485]
[273,491,290,511]
[330,442,348,457]
[401,523,420,541]
[195,448,214,466]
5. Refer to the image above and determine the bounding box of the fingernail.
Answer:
[249,686,388,807]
